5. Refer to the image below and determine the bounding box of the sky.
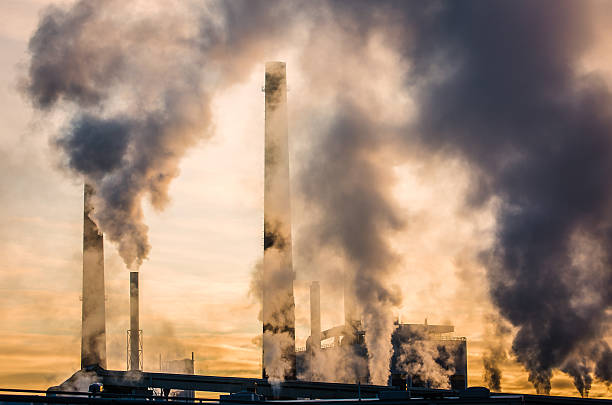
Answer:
[0,0,611,399]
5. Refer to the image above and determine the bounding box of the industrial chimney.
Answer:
[262,61,296,380]
[310,281,321,352]
[127,271,142,371]
[81,184,107,369]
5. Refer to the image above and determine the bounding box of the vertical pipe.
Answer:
[262,61,296,380]
[310,281,321,351]
[129,271,140,371]
[343,270,358,344]
[81,183,107,369]
[344,270,353,327]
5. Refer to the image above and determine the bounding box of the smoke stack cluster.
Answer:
[262,61,297,381]
[81,184,107,369]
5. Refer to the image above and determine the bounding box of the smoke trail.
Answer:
[482,316,510,392]
[562,358,593,398]
[483,348,506,392]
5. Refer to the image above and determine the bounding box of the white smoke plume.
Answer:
[307,343,369,384]
[263,331,294,389]
[397,339,455,389]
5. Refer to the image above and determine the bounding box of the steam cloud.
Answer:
[397,340,455,389]
[299,102,403,384]
[24,0,612,393]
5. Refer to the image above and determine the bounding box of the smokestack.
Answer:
[344,270,360,333]
[128,271,141,371]
[262,61,296,380]
[310,281,321,351]
[81,184,107,369]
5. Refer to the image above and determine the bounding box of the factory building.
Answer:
[297,282,467,390]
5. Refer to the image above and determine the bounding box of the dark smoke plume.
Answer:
[483,355,503,393]
[309,0,612,392]
[563,358,593,398]
[391,0,612,394]
[482,316,510,392]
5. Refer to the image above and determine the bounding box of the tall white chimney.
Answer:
[262,61,296,380]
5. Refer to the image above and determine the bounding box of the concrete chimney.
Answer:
[128,271,141,371]
[310,281,321,352]
[343,270,360,344]
[262,61,296,380]
[81,184,107,369]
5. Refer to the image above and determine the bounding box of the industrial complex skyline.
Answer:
[1,0,611,399]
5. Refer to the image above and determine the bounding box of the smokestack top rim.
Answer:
[265,61,286,69]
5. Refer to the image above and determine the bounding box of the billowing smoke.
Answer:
[25,1,209,268]
[307,344,369,384]
[299,101,403,384]
[563,357,593,398]
[561,341,612,397]
[298,0,612,392]
[24,0,612,393]
[23,0,301,269]
[396,340,455,389]
[394,1,612,394]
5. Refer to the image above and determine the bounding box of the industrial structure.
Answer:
[127,271,142,371]
[81,184,107,369]
[297,282,467,390]
[2,62,606,405]
[2,389,612,405]
[262,61,297,380]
